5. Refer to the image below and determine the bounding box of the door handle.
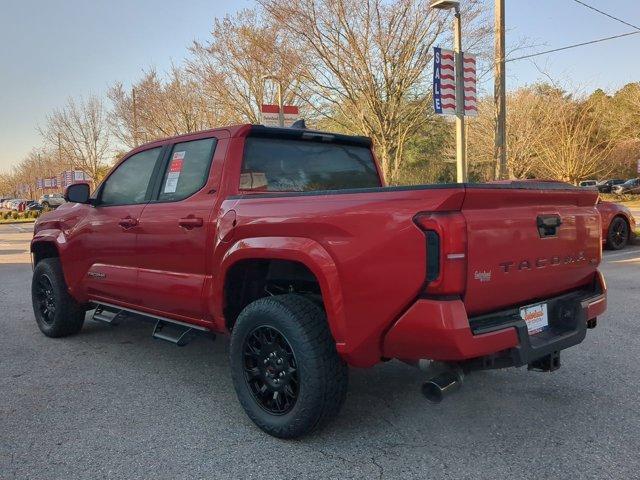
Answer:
[178,216,204,229]
[118,216,138,229]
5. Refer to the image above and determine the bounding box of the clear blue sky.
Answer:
[1,0,640,171]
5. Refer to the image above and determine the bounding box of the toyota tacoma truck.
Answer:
[31,124,607,438]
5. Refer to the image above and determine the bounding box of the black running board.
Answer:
[152,320,198,346]
[89,301,212,347]
[92,305,124,325]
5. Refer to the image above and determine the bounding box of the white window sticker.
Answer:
[164,151,185,193]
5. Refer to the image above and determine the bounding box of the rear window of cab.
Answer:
[240,137,381,192]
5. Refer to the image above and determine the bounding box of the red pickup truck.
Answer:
[31,125,606,438]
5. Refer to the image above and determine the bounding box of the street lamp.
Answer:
[261,75,284,128]
[431,0,467,183]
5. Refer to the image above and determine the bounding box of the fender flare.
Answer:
[30,229,66,261]
[216,236,347,348]
[30,229,80,295]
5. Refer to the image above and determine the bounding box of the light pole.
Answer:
[431,0,467,183]
[494,0,507,180]
[261,75,284,127]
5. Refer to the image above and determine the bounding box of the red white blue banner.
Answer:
[433,47,477,117]
[433,47,456,115]
[463,53,478,116]
[60,170,91,188]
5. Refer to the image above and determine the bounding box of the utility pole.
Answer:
[431,0,467,182]
[494,0,507,179]
[132,87,139,147]
[453,7,467,183]
[262,75,285,127]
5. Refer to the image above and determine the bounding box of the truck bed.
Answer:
[226,181,601,366]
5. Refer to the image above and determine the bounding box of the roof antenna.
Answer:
[290,118,307,129]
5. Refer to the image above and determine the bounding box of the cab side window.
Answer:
[157,138,217,202]
[100,148,162,206]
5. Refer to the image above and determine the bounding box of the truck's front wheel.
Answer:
[229,294,348,438]
[31,258,85,337]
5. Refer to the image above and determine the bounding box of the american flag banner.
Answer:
[433,47,456,116]
[61,170,75,188]
[463,53,478,116]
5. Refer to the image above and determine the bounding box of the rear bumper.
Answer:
[382,271,606,365]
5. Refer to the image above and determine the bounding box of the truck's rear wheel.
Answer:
[229,294,348,438]
[31,258,85,337]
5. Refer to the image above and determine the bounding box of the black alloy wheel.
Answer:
[35,273,56,325]
[242,326,299,415]
[229,294,348,438]
[31,257,85,337]
[607,217,629,250]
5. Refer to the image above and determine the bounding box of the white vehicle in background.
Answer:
[38,194,65,208]
[6,199,28,210]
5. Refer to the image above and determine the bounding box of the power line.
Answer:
[571,0,640,32]
[506,30,640,63]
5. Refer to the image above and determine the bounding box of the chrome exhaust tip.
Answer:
[421,368,464,403]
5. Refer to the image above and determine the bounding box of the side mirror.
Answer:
[65,183,91,204]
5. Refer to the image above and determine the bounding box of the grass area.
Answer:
[599,193,640,207]
[0,217,36,225]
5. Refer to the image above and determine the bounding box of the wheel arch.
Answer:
[31,239,60,266]
[30,230,82,300]
[217,237,347,348]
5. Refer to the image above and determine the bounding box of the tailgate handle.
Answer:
[537,215,562,237]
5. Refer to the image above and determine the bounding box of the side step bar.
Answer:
[152,320,197,347]
[89,301,213,347]
[92,305,124,325]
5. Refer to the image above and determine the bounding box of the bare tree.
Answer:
[188,9,309,124]
[468,87,559,180]
[259,0,488,181]
[109,67,220,150]
[4,148,60,199]
[41,96,110,184]
[535,99,617,184]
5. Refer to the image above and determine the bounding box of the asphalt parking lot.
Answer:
[1,223,639,480]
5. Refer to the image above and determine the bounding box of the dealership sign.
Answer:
[60,170,91,187]
[433,47,477,117]
[433,47,456,115]
[260,104,300,127]
[36,177,58,189]
[463,53,477,116]
[36,171,91,190]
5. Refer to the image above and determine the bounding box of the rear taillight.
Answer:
[414,212,467,296]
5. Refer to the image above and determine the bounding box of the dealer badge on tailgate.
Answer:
[520,303,549,335]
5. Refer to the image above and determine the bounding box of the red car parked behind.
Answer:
[596,200,636,250]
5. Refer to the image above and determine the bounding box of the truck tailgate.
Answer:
[461,185,601,316]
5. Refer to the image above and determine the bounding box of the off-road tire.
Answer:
[229,294,348,439]
[31,258,85,337]
[606,216,629,250]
